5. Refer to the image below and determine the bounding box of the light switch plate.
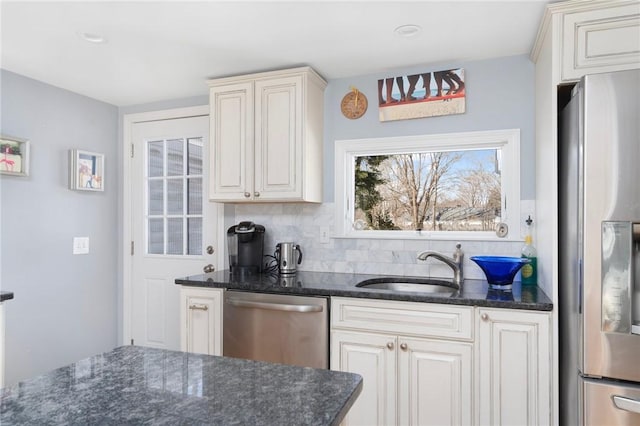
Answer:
[73,237,90,255]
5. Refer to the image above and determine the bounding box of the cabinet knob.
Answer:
[203,264,215,273]
[254,191,260,198]
[386,342,394,350]
[189,304,209,311]
[244,192,251,198]
[400,343,408,351]
[206,245,214,255]
[481,313,490,321]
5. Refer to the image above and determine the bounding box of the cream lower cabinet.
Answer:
[330,297,474,426]
[179,287,223,356]
[331,298,552,426]
[476,308,552,426]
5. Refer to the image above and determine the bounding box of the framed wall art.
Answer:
[378,68,466,122]
[0,135,30,176]
[70,149,104,191]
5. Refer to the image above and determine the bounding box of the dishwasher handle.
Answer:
[225,297,324,313]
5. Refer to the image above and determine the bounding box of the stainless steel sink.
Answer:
[356,277,458,294]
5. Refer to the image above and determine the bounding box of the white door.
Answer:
[331,330,397,426]
[130,115,217,350]
[398,337,473,426]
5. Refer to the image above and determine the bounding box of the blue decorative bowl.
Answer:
[470,256,531,288]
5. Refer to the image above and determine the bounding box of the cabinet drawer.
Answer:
[561,3,640,81]
[331,297,473,341]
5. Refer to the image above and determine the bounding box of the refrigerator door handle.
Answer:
[612,395,640,414]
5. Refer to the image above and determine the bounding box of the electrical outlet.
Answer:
[73,237,90,255]
[320,227,330,244]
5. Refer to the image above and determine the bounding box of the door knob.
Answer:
[206,245,214,255]
[203,264,215,273]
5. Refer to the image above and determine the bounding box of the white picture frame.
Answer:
[0,135,30,177]
[70,149,104,192]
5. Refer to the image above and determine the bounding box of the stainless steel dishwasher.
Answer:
[223,290,328,369]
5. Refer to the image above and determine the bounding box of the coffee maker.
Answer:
[227,221,265,274]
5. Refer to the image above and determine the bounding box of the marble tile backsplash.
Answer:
[234,203,525,280]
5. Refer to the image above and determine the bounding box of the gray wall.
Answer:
[0,70,118,385]
[323,54,536,202]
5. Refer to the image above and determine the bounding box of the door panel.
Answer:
[331,330,397,426]
[131,115,217,350]
[399,338,473,426]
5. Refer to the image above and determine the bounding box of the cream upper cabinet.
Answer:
[179,287,223,356]
[532,1,640,84]
[330,297,474,426]
[476,308,552,426]
[560,2,640,81]
[208,67,326,202]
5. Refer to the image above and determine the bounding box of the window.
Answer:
[146,137,204,255]
[335,129,521,240]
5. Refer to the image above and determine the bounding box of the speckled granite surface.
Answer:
[0,292,14,302]
[176,270,553,311]
[0,346,362,425]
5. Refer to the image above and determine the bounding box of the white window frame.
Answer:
[334,128,521,241]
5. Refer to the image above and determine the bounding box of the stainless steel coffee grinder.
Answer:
[275,242,302,275]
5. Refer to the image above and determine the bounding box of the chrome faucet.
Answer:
[417,243,464,288]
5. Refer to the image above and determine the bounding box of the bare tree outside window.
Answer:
[354,149,501,232]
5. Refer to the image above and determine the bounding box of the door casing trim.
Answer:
[121,106,223,345]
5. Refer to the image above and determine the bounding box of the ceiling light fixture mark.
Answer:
[394,24,422,38]
[77,32,107,44]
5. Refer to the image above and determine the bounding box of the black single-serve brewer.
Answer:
[227,221,265,274]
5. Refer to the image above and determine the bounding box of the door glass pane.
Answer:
[187,138,203,175]
[148,141,164,177]
[167,179,183,215]
[187,178,202,215]
[167,218,183,255]
[148,218,164,254]
[167,139,184,176]
[188,218,202,255]
[146,136,203,256]
[148,180,164,215]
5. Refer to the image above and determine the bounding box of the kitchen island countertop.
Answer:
[0,345,362,425]
[176,270,553,311]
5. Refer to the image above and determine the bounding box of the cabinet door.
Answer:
[331,330,397,426]
[561,3,640,81]
[398,337,473,426]
[477,308,551,425]
[254,75,303,200]
[180,288,223,356]
[209,82,253,201]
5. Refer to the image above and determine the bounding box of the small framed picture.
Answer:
[0,135,30,176]
[70,149,104,192]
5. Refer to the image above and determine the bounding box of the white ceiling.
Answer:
[1,1,552,106]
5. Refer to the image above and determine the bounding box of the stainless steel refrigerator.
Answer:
[559,69,640,424]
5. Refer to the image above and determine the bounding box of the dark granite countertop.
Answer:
[176,270,553,311]
[0,345,362,425]
[0,292,14,302]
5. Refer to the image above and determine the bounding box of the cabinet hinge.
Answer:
[131,339,134,345]
[131,241,134,255]
[131,144,134,158]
